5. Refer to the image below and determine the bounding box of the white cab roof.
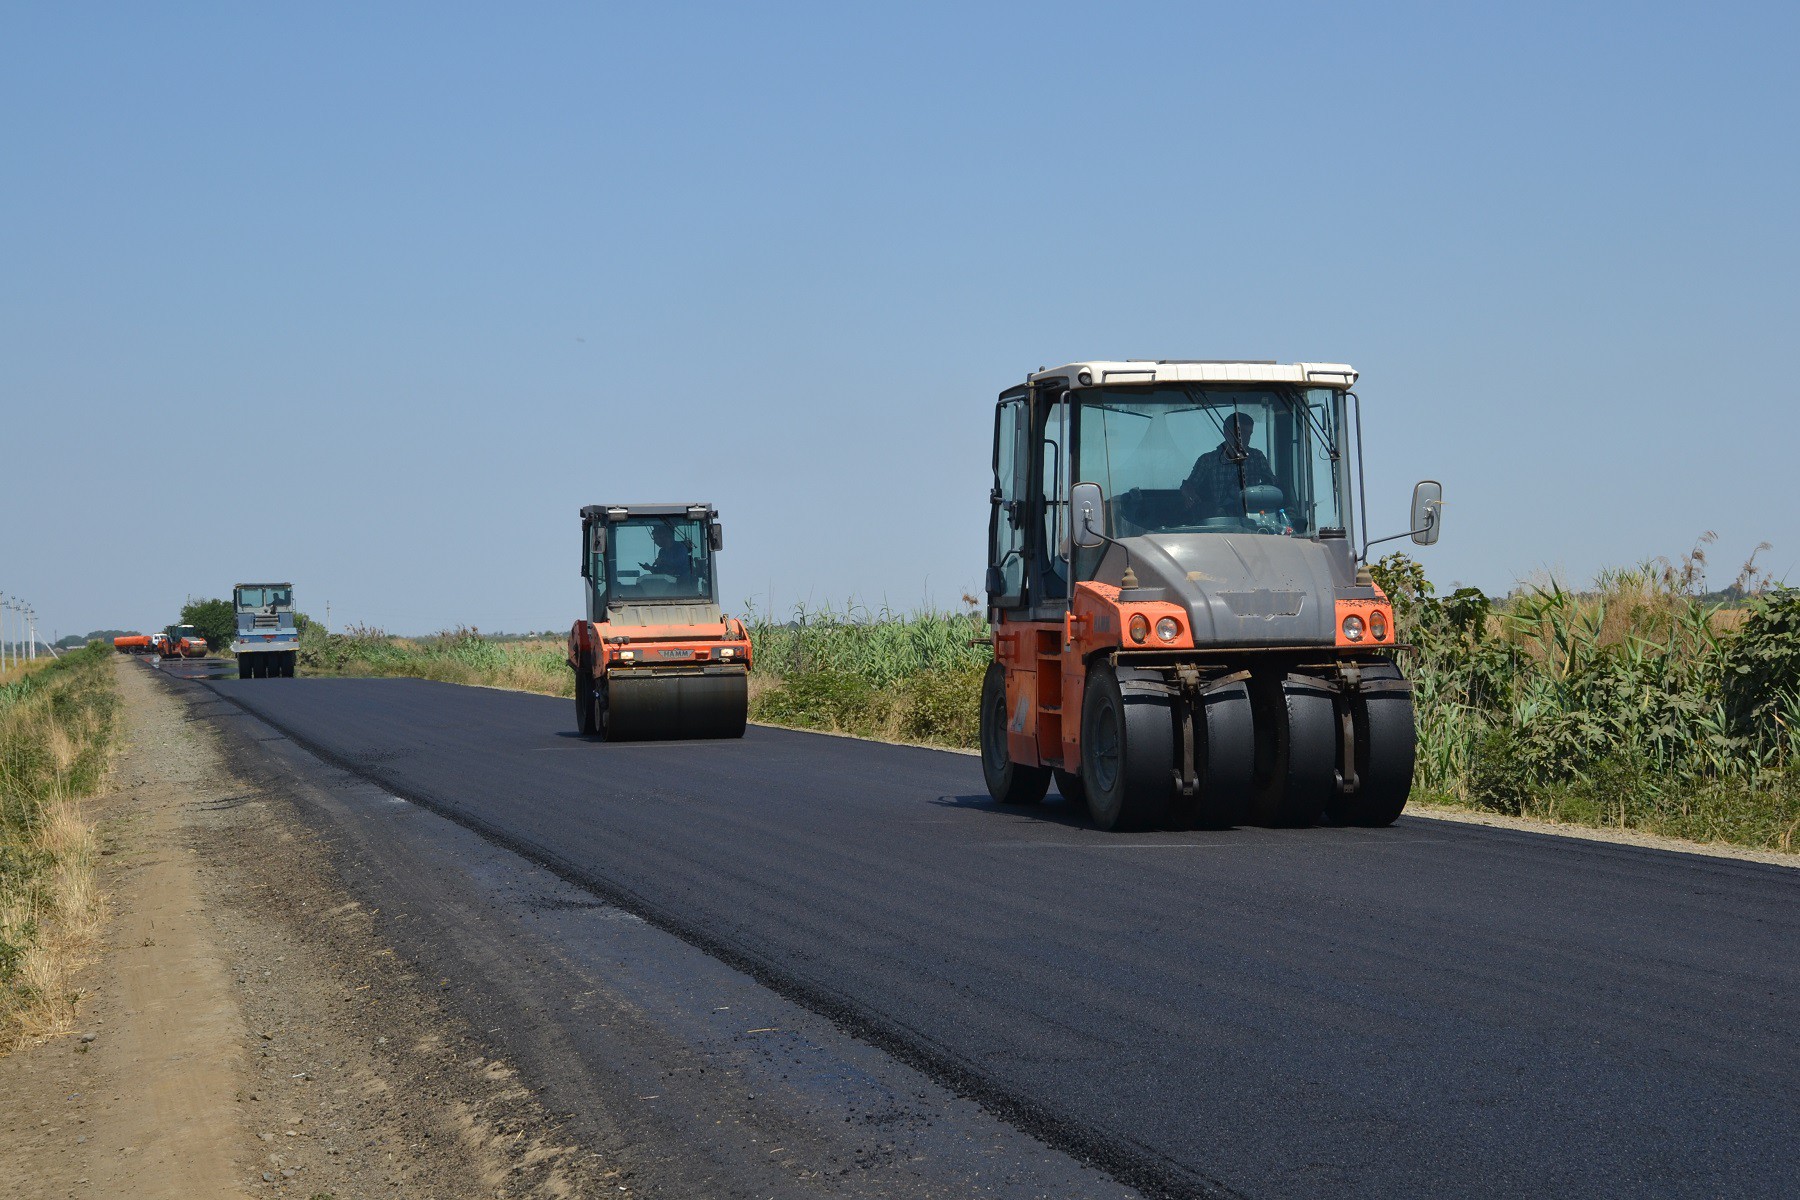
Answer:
[1028,360,1358,389]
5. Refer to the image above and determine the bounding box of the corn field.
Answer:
[742,601,991,685]
[1378,550,1800,848]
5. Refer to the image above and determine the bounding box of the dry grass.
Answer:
[0,645,117,1049]
[0,656,57,689]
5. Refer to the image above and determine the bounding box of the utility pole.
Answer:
[1,595,11,671]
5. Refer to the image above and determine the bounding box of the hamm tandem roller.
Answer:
[980,360,1443,830]
[566,503,751,740]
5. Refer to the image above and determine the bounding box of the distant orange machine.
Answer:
[566,503,749,740]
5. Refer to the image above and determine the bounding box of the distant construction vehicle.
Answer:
[165,624,209,658]
[232,582,299,678]
[112,634,151,654]
[980,360,1442,830]
[566,504,750,740]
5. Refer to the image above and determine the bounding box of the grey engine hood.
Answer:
[1104,534,1358,647]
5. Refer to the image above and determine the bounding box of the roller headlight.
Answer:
[1370,611,1388,641]
[1155,616,1181,642]
[719,647,735,657]
[618,649,636,660]
[1342,615,1365,642]
[1129,614,1150,644]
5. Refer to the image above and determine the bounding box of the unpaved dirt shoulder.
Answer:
[0,660,616,1199]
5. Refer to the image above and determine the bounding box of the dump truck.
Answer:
[567,504,750,739]
[980,360,1442,831]
[232,582,299,678]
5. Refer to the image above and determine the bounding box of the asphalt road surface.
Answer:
[171,666,1800,1198]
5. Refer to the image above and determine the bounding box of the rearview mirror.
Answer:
[1411,480,1443,546]
[582,523,605,577]
[709,523,724,552]
[1071,482,1107,549]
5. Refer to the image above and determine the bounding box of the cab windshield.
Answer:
[1074,386,1348,537]
[606,517,714,603]
[235,586,293,609]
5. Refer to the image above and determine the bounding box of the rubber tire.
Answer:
[1325,664,1416,827]
[1171,680,1256,829]
[1080,663,1174,832]
[283,652,297,677]
[1052,769,1087,813]
[1248,675,1336,827]
[980,661,1051,805]
[574,656,597,737]
[237,658,250,680]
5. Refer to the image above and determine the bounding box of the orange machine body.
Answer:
[113,634,151,654]
[177,635,209,658]
[567,617,753,677]
[994,580,1395,772]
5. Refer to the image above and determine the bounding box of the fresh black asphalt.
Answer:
[183,671,1800,1198]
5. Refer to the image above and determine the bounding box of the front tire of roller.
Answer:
[980,662,1050,806]
[1080,663,1174,832]
[573,656,597,737]
[237,658,249,680]
[1325,664,1416,827]
[1176,680,1255,829]
[1248,675,1336,827]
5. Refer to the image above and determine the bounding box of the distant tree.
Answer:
[60,630,134,648]
[180,598,237,652]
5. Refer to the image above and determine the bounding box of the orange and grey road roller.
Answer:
[566,503,751,740]
[166,624,209,658]
[979,360,1443,831]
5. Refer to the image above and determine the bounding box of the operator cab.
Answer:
[988,361,1438,637]
[580,504,725,623]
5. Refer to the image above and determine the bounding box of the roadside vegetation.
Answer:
[1376,540,1800,851]
[295,541,1798,853]
[0,643,117,1048]
[742,601,991,748]
[301,624,574,695]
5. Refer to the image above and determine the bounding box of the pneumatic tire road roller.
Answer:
[567,503,750,741]
[979,361,1443,831]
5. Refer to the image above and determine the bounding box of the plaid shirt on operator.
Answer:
[1181,444,1279,519]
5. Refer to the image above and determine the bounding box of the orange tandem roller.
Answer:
[566,503,751,740]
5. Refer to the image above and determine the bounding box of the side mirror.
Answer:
[1071,481,1107,550]
[709,523,725,552]
[1410,480,1443,546]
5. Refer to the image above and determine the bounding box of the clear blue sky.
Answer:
[4,2,1796,638]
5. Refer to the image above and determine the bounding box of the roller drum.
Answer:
[603,667,748,741]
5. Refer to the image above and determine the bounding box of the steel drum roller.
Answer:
[605,667,748,741]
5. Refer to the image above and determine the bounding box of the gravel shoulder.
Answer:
[0,660,616,1199]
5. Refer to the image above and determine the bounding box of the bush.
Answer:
[1383,544,1800,848]
[179,598,236,652]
